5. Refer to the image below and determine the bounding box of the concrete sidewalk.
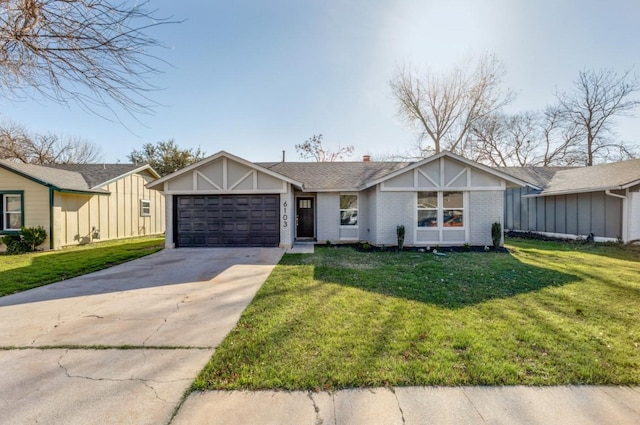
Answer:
[172,386,640,425]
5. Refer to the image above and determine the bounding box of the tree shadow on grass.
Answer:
[307,247,580,309]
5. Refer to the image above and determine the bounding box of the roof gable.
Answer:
[360,151,529,190]
[146,151,303,192]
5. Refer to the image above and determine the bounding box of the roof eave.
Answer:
[526,185,625,197]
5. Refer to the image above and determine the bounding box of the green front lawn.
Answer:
[195,239,640,390]
[0,236,165,296]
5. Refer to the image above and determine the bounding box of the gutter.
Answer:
[605,190,628,243]
[605,189,626,200]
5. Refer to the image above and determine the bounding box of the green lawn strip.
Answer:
[194,239,640,390]
[0,236,165,296]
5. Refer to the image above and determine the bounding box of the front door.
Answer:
[296,197,314,238]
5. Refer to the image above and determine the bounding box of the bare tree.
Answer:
[295,134,354,162]
[470,107,586,167]
[0,0,179,118]
[556,68,640,165]
[470,112,539,166]
[537,106,585,166]
[0,121,102,163]
[390,53,513,158]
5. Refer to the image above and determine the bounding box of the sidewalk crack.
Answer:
[390,387,406,424]
[462,388,487,423]
[307,391,324,425]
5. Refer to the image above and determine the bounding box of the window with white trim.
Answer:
[140,200,151,217]
[417,191,464,228]
[339,194,358,226]
[2,193,23,231]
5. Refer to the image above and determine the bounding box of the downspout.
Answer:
[605,190,627,242]
[49,186,55,250]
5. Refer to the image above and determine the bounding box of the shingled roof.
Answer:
[47,163,156,188]
[496,166,576,189]
[0,161,159,194]
[257,161,411,191]
[540,158,640,195]
[0,160,107,193]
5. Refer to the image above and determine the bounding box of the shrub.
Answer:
[396,225,405,250]
[21,226,47,251]
[1,226,47,255]
[2,234,30,254]
[491,222,502,250]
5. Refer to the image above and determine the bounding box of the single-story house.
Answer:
[0,160,165,250]
[500,158,640,243]
[146,150,529,249]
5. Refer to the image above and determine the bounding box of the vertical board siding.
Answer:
[577,194,592,235]
[566,194,578,235]
[590,192,606,236]
[505,189,623,240]
[555,197,566,234]
[605,196,622,239]
[57,172,164,248]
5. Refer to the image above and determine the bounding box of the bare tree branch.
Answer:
[390,53,513,157]
[295,134,354,162]
[0,120,103,163]
[0,0,181,118]
[555,68,640,165]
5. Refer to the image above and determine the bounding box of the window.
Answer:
[417,192,438,227]
[417,191,464,228]
[442,192,463,227]
[140,200,151,217]
[298,199,311,209]
[339,194,358,226]
[2,193,23,231]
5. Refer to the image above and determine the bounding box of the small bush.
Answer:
[2,234,30,254]
[396,225,405,250]
[491,222,502,250]
[21,226,47,251]
[1,226,48,254]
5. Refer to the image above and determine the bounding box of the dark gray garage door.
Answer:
[175,195,280,247]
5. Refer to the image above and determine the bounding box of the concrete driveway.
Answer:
[0,247,284,425]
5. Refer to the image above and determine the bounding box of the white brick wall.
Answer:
[630,191,640,241]
[469,191,504,246]
[357,190,369,241]
[316,192,339,242]
[365,187,376,243]
[373,190,415,245]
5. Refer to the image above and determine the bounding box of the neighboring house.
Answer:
[146,150,528,249]
[500,158,640,243]
[0,161,165,250]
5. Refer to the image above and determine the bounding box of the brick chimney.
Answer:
[362,155,371,162]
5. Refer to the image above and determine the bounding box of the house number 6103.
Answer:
[282,201,288,227]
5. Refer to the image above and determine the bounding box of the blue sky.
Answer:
[3,0,640,163]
